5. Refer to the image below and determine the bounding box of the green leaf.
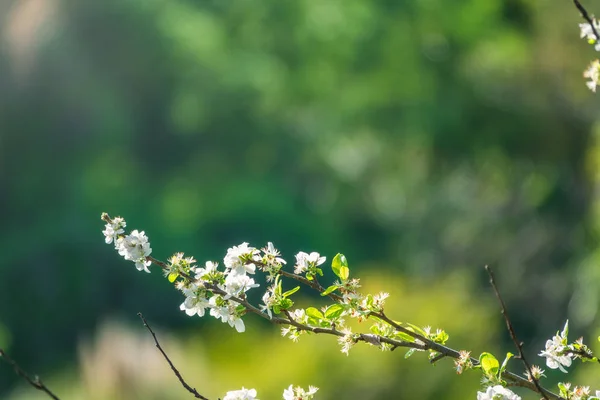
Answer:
[324,304,345,319]
[405,323,428,337]
[561,320,569,339]
[405,348,416,359]
[321,285,339,296]
[499,352,514,376]
[306,307,324,320]
[273,305,281,314]
[167,272,179,283]
[479,352,499,377]
[395,332,415,343]
[282,286,300,298]
[331,253,348,279]
[280,298,293,310]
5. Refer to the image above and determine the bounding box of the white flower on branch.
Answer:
[223,387,258,400]
[539,321,572,373]
[179,284,210,317]
[223,272,260,298]
[580,19,600,46]
[116,230,152,273]
[209,296,245,332]
[195,261,220,280]
[476,385,521,400]
[102,216,125,244]
[338,328,356,355]
[224,243,260,275]
[283,385,319,400]
[584,60,600,92]
[294,251,326,274]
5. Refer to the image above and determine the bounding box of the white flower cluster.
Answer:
[294,251,326,275]
[223,387,258,400]
[283,384,319,400]
[579,20,600,92]
[476,385,521,400]
[178,243,264,333]
[102,215,152,273]
[223,385,319,400]
[538,320,572,373]
[558,383,600,400]
[584,60,600,92]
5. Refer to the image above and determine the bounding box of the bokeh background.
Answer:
[1,0,600,398]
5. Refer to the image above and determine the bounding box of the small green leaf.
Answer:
[282,286,300,298]
[499,352,514,376]
[316,268,323,277]
[339,266,349,281]
[306,307,324,320]
[395,332,415,343]
[405,323,428,337]
[405,349,416,359]
[479,352,499,377]
[167,272,179,283]
[273,305,281,314]
[331,253,348,279]
[561,320,569,339]
[324,304,345,319]
[321,285,339,296]
[280,299,293,310]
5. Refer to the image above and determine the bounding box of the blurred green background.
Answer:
[1,0,600,398]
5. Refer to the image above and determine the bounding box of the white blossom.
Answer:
[283,385,319,400]
[338,328,355,355]
[179,285,210,317]
[580,20,600,44]
[223,387,258,400]
[539,321,572,373]
[476,385,521,400]
[223,272,259,298]
[116,230,152,273]
[584,60,600,92]
[294,251,326,274]
[262,242,286,265]
[209,296,245,332]
[102,217,126,244]
[224,243,259,275]
[195,261,220,279]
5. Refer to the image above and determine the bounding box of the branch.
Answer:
[573,0,600,41]
[0,348,60,400]
[137,313,209,400]
[144,255,561,399]
[485,265,549,400]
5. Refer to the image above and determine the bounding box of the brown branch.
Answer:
[485,265,549,400]
[0,349,60,400]
[137,313,209,400]
[142,249,561,399]
[573,0,600,41]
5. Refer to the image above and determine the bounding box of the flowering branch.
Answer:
[0,348,60,400]
[484,265,549,400]
[137,312,209,400]
[573,0,600,41]
[102,213,571,400]
[573,0,600,91]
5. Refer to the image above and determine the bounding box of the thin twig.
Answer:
[485,265,549,400]
[573,0,600,41]
[137,313,209,400]
[0,349,60,400]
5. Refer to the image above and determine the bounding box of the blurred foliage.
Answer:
[1,0,600,398]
